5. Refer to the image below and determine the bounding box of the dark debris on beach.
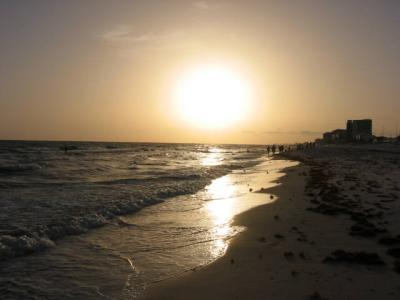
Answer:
[281,148,400,274]
[323,249,385,265]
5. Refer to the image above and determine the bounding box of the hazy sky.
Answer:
[1,0,399,144]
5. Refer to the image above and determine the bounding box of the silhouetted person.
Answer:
[272,145,276,154]
[64,145,68,153]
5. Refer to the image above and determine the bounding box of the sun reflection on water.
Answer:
[201,147,223,166]
[206,176,236,201]
[209,238,228,258]
[205,175,240,257]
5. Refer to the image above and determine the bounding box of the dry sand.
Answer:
[140,145,400,300]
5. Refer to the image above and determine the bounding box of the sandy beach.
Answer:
[141,145,400,300]
[3,2,400,299]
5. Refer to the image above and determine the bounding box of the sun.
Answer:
[174,65,252,129]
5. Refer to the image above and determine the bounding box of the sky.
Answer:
[1,0,399,144]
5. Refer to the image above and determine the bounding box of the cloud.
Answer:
[100,25,132,43]
[241,130,321,136]
[262,130,322,135]
[193,1,210,10]
[299,130,322,135]
[100,25,182,44]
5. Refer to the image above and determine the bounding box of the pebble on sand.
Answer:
[284,251,294,258]
[258,236,267,243]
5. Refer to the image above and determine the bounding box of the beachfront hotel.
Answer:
[322,119,373,143]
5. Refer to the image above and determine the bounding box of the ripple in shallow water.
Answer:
[0,158,298,299]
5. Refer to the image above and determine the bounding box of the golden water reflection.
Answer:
[201,147,223,166]
[205,175,239,257]
[201,158,299,261]
[206,176,236,202]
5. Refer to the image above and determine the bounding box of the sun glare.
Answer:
[174,65,252,129]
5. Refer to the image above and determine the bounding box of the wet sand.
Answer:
[140,145,400,300]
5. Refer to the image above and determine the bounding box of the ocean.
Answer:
[0,141,287,299]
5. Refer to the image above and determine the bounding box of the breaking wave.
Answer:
[0,141,266,262]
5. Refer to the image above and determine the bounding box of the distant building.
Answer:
[346,119,372,142]
[331,129,347,141]
[322,129,346,143]
[323,132,333,142]
[320,119,373,144]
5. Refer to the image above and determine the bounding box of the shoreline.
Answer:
[0,148,264,263]
[140,159,308,299]
[1,151,288,300]
[140,147,400,300]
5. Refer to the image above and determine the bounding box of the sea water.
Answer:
[0,141,290,299]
